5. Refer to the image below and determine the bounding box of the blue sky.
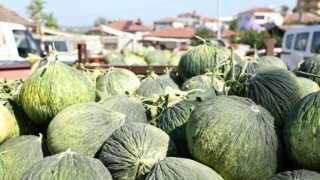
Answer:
[0,0,296,27]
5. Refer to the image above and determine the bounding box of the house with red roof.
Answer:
[237,7,284,31]
[143,27,196,50]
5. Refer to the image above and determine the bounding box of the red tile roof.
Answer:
[107,20,127,31]
[144,27,196,38]
[284,12,320,24]
[127,24,153,32]
[105,20,153,32]
[154,17,180,23]
[239,7,278,15]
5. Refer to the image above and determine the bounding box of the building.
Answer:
[237,7,284,31]
[284,11,320,24]
[143,27,196,50]
[296,0,320,15]
[153,17,184,30]
[177,11,201,27]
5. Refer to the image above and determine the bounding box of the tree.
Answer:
[191,27,216,46]
[43,12,58,28]
[26,0,58,28]
[26,0,45,24]
[237,30,271,49]
[281,5,289,16]
[94,17,107,27]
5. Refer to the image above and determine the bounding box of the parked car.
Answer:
[0,21,41,64]
[281,25,320,70]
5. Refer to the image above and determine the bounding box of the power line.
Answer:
[56,0,185,19]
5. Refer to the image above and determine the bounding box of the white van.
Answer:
[281,25,320,70]
[0,21,41,64]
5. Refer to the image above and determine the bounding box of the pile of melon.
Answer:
[0,43,319,180]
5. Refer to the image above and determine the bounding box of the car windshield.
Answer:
[44,41,69,52]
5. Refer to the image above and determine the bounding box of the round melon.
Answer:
[0,103,14,143]
[180,73,213,93]
[137,71,179,98]
[146,157,223,180]
[22,150,112,180]
[297,77,320,97]
[157,100,197,157]
[186,95,284,180]
[144,50,169,65]
[230,66,304,126]
[96,67,140,96]
[257,56,288,69]
[283,91,320,171]
[104,50,123,64]
[100,95,148,123]
[269,169,320,179]
[47,102,125,157]
[19,60,95,125]
[99,122,177,180]
[295,54,320,85]
[0,134,48,179]
[177,43,231,81]
[4,99,37,138]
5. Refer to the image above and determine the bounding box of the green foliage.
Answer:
[238,30,269,49]
[42,12,58,28]
[236,30,279,49]
[26,0,58,28]
[191,28,216,46]
[94,17,108,27]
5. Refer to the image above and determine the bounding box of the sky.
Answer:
[0,0,297,27]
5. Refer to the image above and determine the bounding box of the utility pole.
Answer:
[217,0,221,40]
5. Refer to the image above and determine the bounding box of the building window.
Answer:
[311,31,320,53]
[294,32,309,51]
[285,34,294,49]
[255,15,264,20]
[300,2,304,6]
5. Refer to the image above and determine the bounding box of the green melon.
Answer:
[295,54,320,85]
[47,102,125,157]
[21,150,112,180]
[180,73,213,93]
[0,103,15,144]
[4,99,37,138]
[283,91,320,171]
[104,50,123,64]
[100,95,148,123]
[177,43,232,81]
[19,60,95,125]
[257,56,288,69]
[146,157,223,180]
[157,100,197,157]
[0,134,48,179]
[230,66,304,126]
[137,71,179,98]
[269,169,320,180]
[297,77,320,97]
[144,50,169,65]
[96,67,141,96]
[99,122,177,180]
[0,154,8,180]
[186,95,284,180]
